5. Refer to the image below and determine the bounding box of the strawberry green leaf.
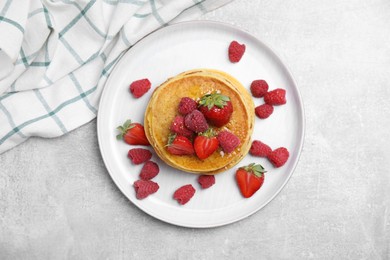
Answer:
[198,128,216,138]
[166,133,177,146]
[241,163,266,177]
[116,119,134,140]
[199,92,230,110]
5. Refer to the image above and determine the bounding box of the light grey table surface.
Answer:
[1,0,390,259]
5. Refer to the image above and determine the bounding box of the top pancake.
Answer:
[144,69,254,174]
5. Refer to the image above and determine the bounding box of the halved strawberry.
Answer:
[116,119,150,145]
[236,163,266,198]
[198,92,233,127]
[194,128,219,160]
[166,134,194,155]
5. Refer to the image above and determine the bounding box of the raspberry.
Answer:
[178,97,197,115]
[255,104,274,119]
[139,161,159,180]
[184,110,208,133]
[133,180,159,199]
[228,40,246,63]
[267,147,289,167]
[173,184,196,205]
[129,78,151,98]
[128,148,152,164]
[250,80,269,98]
[198,175,215,189]
[250,140,272,157]
[264,88,286,105]
[217,131,240,153]
[170,115,193,138]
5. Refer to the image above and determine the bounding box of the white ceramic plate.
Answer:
[97,21,304,228]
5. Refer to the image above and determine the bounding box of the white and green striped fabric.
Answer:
[0,0,232,154]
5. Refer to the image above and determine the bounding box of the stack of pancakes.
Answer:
[144,69,255,175]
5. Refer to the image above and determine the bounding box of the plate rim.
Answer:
[97,20,306,228]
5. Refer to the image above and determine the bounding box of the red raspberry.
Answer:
[139,161,160,180]
[250,140,272,157]
[250,80,269,98]
[255,104,274,119]
[267,147,289,167]
[217,131,240,153]
[133,180,159,199]
[128,148,152,164]
[173,184,196,205]
[129,78,151,98]
[198,175,215,189]
[170,115,193,138]
[178,97,197,115]
[228,40,246,63]
[264,88,286,105]
[184,110,208,133]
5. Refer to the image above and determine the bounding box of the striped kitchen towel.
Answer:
[0,0,233,154]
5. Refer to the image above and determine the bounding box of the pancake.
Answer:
[144,69,254,174]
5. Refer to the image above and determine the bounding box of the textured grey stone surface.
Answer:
[1,0,390,259]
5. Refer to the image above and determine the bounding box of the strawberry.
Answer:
[173,184,196,205]
[198,175,215,189]
[267,147,289,167]
[193,129,219,160]
[133,180,159,199]
[264,88,286,105]
[228,40,246,63]
[198,92,233,127]
[128,148,152,164]
[236,163,266,198]
[250,140,272,157]
[255,104,274,119]
[116,119,150,146]
[217,130,240,153]
[129,78,151,98]
[250,80,269,98]
[166,134,194,156]
[139,160,160,180]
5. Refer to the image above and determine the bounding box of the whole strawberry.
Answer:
[194,128,219,160]
[198,92,233,127]
[236,163,266,198]
[116,119,150,145]
[166,134,194,156]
